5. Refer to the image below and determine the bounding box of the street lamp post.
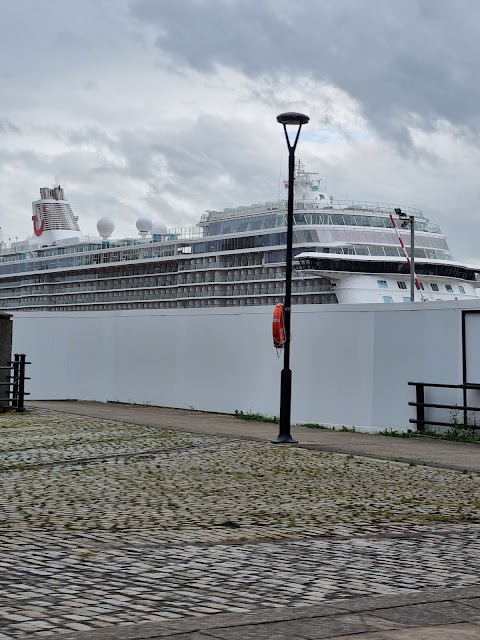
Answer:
[395,208,415,302]
[272,112,309,444]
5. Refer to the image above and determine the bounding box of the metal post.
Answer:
[272,112,309,444]
[12,353,20,409]
[16,354,26,412]
[415,383,425,432]
[410,215,415,302]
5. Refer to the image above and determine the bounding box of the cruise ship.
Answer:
[0,164,478,312]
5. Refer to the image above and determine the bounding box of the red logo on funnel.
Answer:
[32,215,45,237]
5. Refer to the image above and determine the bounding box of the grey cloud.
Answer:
[0,0,131,104]
[0,119,21,134]
[83,81,98,92]
[115,114,282,217]
[131,0,480,144]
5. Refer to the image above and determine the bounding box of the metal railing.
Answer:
[408,381,480,432]
[201,199,424,222]
[0,353,30,412]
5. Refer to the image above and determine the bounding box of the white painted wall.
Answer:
[12,300,480,432]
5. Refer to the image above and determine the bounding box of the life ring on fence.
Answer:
[272,303,286,349]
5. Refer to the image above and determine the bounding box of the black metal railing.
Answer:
[0,353,30,412]
[408,381,480,432]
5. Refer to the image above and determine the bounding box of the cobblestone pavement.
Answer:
[2,408,480,638]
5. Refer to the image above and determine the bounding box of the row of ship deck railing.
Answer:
[201,200,424,222]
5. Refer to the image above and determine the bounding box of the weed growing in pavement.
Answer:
[234,410,278,424]
[447,410,478,442]
[377,428,417,438]
[378,423,480,443]
[294,418,480,443]
[297,422,328,429]
[297,423,357,432]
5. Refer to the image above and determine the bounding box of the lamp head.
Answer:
[277,112,310,126]
[395,207,409,220]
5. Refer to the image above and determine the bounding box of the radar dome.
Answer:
[151,221,168,236]
[136,217,153,234]
[96,217,115,239]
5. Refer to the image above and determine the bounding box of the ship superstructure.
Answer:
[0,166,478,312]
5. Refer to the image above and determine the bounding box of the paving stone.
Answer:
[64,614,91,621]
[0,614,32,622]
[11,621,53,631]
[158,635,214,640]
[65,622,94,631]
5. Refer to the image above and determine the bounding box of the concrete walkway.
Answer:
[30,400,480,473]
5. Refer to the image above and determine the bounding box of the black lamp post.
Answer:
[272,111,309,444]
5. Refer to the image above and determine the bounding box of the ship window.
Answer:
[377,280,388,288]
[397,281,407,290]
[459,285,465,294]
[431,283,439,292]
[383,296,394,303]
[353,246,369,256]
[384,246,398,257]
[419,282,425,290]
[445,284,453,292]
[403,296,411,302]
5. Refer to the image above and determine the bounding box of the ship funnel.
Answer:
[31,184,81,244]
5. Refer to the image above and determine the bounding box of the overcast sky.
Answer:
[1,0,480,262]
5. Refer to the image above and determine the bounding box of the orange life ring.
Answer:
[272,303,286,348]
